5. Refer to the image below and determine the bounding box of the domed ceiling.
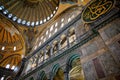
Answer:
[0,17,25,71]
[0,0,59,27]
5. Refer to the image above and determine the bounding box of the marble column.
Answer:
[64,71,70,80]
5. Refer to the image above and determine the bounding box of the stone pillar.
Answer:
[64,71,70,80]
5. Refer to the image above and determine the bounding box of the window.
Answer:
[68,17,71,22]
[51,14,53,17]
[8,14,12,18]
[40,20,43,24]
[69,29,76,45]
[55,22,58,27]
[61,18,64,22]
[0,6,4,10]
[60,37,67,49]
[46,30,48,35]
[41,36,43,40]
[17,19,21,23]
[39,42,41,46]
[6,64,10,69]
[50,25,53,31]
[26,21,30,26]
[71,14,75,18]
[34,46,37,50]
[44,38,46,42]
[56,7,58,10]
[55,28,58,33]
[44,19,46,22]
[36,21,39,25]
[1,46,5,50]
[31,22,35,26]
[53,10,56,14]
[22,20,26,25]
[61,23,64,28]
[11,66,15,70]
[13,46,16,51]
[1,76,5,80]
[47,17,50,20]
[49,33,51,38]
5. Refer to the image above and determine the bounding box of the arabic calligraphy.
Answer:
[82,0,115,23]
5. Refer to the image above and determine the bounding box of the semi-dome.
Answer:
[0,17,25,72]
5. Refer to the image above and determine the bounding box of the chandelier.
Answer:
[0,0,59,27]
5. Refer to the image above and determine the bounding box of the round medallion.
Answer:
[82,0,115,23]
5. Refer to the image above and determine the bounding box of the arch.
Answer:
[68,27,76,46]
[52,40,59,54]
[66,54,85,80]
[51,63,60,77]
[67,54,80,67]
[60,34,67,50]
[51,63,64,80]
[37,71,47,80]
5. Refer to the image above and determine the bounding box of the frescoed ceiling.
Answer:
[0,0,59,27]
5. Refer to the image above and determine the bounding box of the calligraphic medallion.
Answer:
[82,0,115,23]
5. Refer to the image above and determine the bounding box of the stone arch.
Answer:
[66,54,85,80]
[51,63,64,80]
[37,71,47,80]
[51,63,60,77]
[66,54,80,68]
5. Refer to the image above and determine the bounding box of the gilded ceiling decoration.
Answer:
[0,0,59,27]
[0,18,25,70]
[82,0,115,23]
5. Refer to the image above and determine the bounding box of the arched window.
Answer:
[68,28,76,46]
[53,41,59,54]
[45,45,51,60]
[38,51,44,64]
[60,34,67,51]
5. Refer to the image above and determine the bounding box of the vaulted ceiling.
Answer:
[0,0,90,70]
